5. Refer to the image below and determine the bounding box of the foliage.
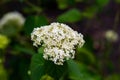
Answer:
[24,15,48,35]
[0,0,119,80]
[57,9,82,23]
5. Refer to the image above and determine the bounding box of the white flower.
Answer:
[31,22,85,65]
[0,11,25,29]
[105,30,118,42]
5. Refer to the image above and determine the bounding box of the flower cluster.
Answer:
[31,22,85,65]
[0,11,25,29]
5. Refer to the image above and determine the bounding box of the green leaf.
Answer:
[24,15,48,35]
[23,6,42,14]
[105,74,120,80]
[38,47,44,54]
[75,36,96,65]
[115,0,120,3]
[67,60,101,80]
[67,0,76,6]
[44,61,67,80]
[18,58,30,80]
[83,6,98,19]
[82,36,94,52]
[57,0,76,10]
[57,0,68,9]
[0,22,21,37]
[96,0,110,7]
[57,9,82,23]
[14,45,36,55]
[30,53,67,80]
[0,64,8,80]
[30,53,45,80]
[67,60,83,80]
[76,47,96,65]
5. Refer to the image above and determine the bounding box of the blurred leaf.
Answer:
[96,0,110,7]
[0,34,10,50]
[67,60,101,80]
[23,6,42,14]
[105,74,120,80]
[6,54,30,80]
[67,0,76,6]
[57,0,76,10]
[30,53,45,80]
[0,64,8,80]
[19,58,30,80]
[83,6,98,19]
[75,0,83,2]
[23,7,37,14]
[14,45,36,55]
[115,0,120,3]
[0,23,20,37]
[57,0,68,9]
[76,47,96,64]
[57,9,82,23]
[82,36,94,52]
[106,61,114,73]
[24,15,48,35]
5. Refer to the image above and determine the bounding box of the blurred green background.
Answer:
[0,0,120,80]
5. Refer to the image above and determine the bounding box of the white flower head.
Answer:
[0,11,25,29]
[31,22,85,65]
[105,30,118,42]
